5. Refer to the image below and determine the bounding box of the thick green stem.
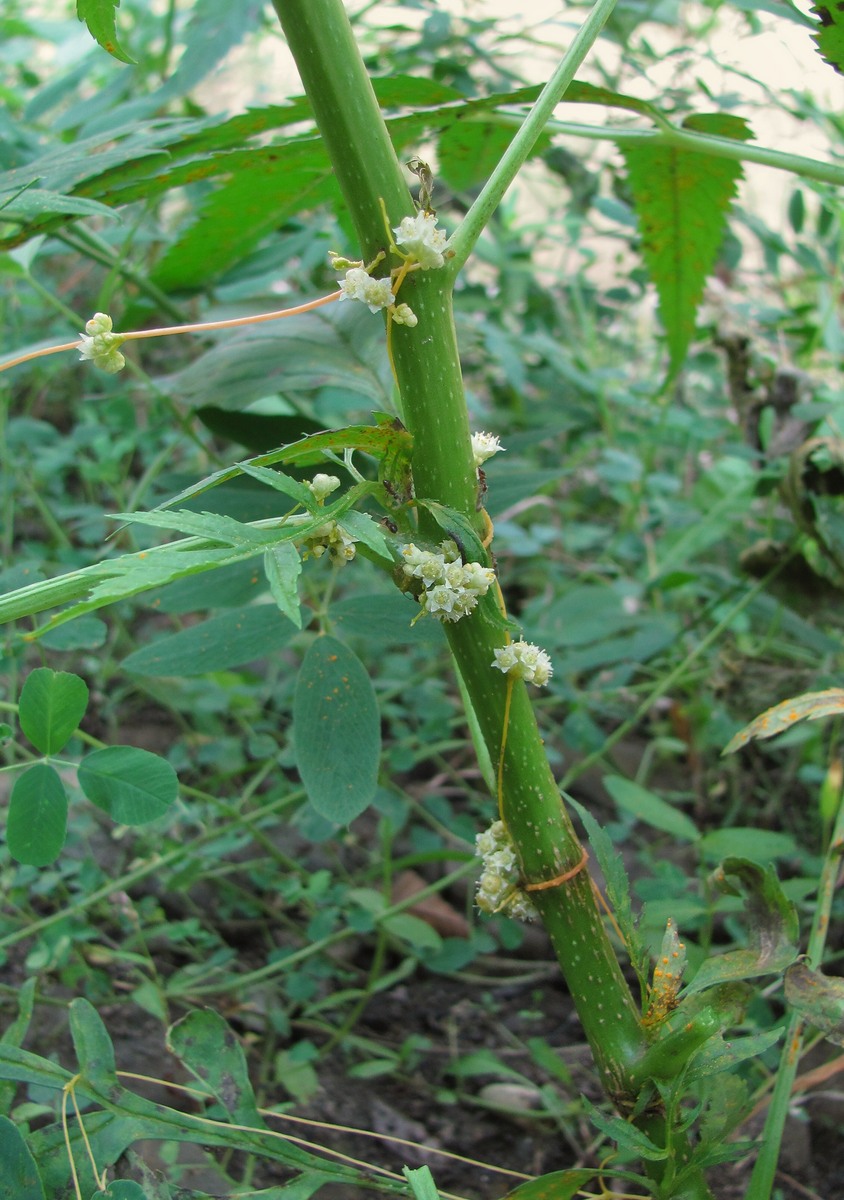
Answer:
[271,3,714,1192]
[273,0,643,1088]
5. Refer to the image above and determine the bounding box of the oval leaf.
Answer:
[294,636,380,823]
[77,747,178,824]
[603,775,699,842]
[167,1009,263,1127]
[18,668,89,755]
[506,1170,602,1200]
[121,604,296,676]
[69,998,116,1090]
[723,688,844,755]
[7,764,68,866]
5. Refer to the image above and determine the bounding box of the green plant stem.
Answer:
[272,5,715,1191]
[492,117,844,188]
[746,763,844,1200]
[446,0,620,275]
[273,0,659,1107]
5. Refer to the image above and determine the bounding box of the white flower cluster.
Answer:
[393,211,447,270]
[401,540,495,623]
[77,312,126,375]
[338,267,418,327]
[492,640,553,686]
[475,821,538,922]
[471,431,504,468]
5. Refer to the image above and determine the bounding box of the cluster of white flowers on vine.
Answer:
[492,640,553,687]
[77,313,126,375]
[332,212,447,330]
[303,474,357,563]
[475,821,539,922]
[337,265,418,327]
[471,431,503,468]
[400,540,495,623]
[393,211,447,270]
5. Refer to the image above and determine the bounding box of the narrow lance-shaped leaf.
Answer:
[723,688,844,755]
[76,0,136,65]
[621,113,753,377]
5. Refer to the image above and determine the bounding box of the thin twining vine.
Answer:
[0,201,448,380]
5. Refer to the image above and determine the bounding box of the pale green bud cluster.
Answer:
[77,312,126,374]
[492,640,553,686]
[393,211,447,270]
[304,521,356,563]
[471,430,503,468]
[304,474,355,562]
[475,821,538,922]
[308,473,341,502]
[401,541,495,623]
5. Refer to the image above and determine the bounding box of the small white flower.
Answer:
[471,431,503,468]
[393,211,447,270]
[492,640,553,686]
[338,267,395,312]
[308,474,341,502]
[399,542,495,624]
[77,312,126,374]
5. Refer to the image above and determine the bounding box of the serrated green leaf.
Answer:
[812,3,844,73]
[603,775,699,842]
[264,544,302,629]
[152,154,336,292]
[156,0,266,101]
[0,1115,44,1200]
[167,1009,264,1127]
[112,508,291,546]
[7,765,68,866]
[723,688,844,755]
[159,421,409,512]
[565,793,649,991]
[785,960,844,1045]
[76,0,135,65]
[439,119,545,192]
[583,1098,668,1160]
[121,604,296,676]
[18,668,89,755]
[293,636,380,823]
[77,747,178,824]
[69,998,116,1090]
[0,187,117,221]
[622,113,752,376]
[683,858,799,996]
